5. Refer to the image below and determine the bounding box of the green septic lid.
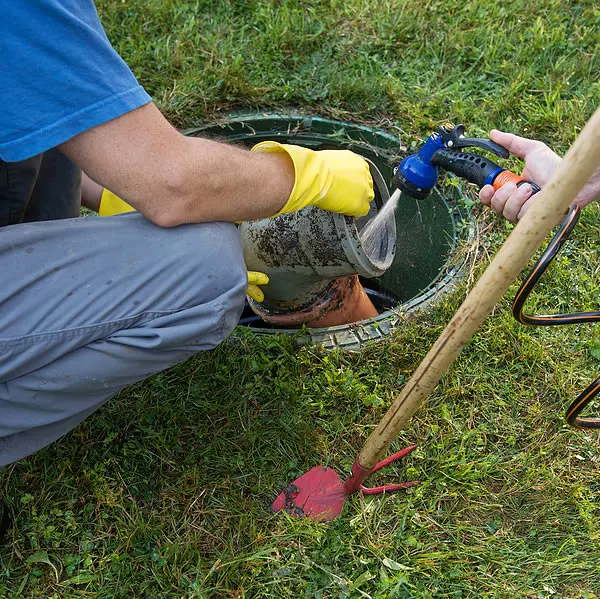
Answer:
[185,114,475,350]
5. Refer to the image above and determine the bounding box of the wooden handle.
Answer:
[357,107,600,470]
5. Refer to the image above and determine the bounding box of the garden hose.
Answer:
[511,204,600,429]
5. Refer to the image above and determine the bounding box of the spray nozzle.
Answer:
[392,124,510,200]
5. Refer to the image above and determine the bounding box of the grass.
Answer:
[2,0,600,597]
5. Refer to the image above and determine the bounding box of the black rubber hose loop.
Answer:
[511,205,600,429]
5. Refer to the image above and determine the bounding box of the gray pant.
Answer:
[0,153,247,467]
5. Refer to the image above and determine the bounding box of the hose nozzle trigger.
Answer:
[438,124,509,159]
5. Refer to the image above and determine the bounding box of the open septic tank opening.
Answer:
[186,115,475,350]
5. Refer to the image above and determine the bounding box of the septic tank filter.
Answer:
[239,160,396,327]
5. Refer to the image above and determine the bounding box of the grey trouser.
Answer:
[0,152,247,467]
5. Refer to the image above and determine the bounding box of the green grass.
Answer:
[2,1,600,597]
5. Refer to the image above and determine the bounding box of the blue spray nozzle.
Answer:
[393,132,445,200]
[392,124,510,200]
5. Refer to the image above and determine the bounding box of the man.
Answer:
[3,2,598,542]
[0,0,374,536]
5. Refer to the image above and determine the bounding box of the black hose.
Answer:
[511,205,600,429]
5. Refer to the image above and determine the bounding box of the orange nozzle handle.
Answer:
[492,170,526,190]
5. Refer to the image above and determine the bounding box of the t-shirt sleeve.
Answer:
[0,0,152,162]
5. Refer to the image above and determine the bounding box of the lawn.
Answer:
[1,1,600,597]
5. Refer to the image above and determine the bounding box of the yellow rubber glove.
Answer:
[98,189,136,216]
[250,142,374,217]
[247,271,270,303]
[97,190,270,302]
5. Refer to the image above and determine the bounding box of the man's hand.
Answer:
[479,129,600,223]
[478,130,561,222]
[251,141,373,218]
[98,188,135,216]
[247,271,269,303]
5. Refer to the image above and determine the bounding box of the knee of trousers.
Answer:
[157,220,248,343]
[0,217,249,383]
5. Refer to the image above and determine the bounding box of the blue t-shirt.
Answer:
[0,0,151,162]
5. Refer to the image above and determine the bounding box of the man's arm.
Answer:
[81,172,103,212]
[61,103,294,227]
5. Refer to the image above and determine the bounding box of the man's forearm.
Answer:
[81,172,103,212]
[60,103,294,226]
